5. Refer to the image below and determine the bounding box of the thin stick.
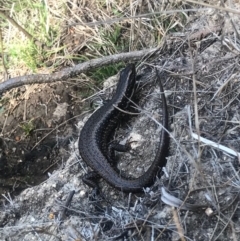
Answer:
[0,48,159,95]
[185,0,240,15]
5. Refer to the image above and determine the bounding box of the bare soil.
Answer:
[0,81,84,199]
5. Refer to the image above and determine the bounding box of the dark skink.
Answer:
[78,64,169,192]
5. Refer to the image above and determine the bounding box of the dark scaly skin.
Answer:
[78,64,169,192]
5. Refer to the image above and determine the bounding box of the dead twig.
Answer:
[0,48,159,95]
[185,0,240,15]
[58,190,75,224]
[68,8,210,27]
[0,10,35,42]
[172,207,186,241]
[0,27,9,81]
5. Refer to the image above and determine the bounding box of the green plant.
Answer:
[7,40,40,70]
[1,0,61,71]
[88,63,125,85]
[20,120,35,136]
[101,24,127,52]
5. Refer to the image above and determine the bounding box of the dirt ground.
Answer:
[1,1,240,241]
[0,80,85,198]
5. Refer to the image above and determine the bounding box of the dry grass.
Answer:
[1,0,240,240]
[0,0,187,79]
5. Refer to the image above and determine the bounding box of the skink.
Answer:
[78,64,169,192]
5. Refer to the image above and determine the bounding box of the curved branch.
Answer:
[0,48,159,95]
